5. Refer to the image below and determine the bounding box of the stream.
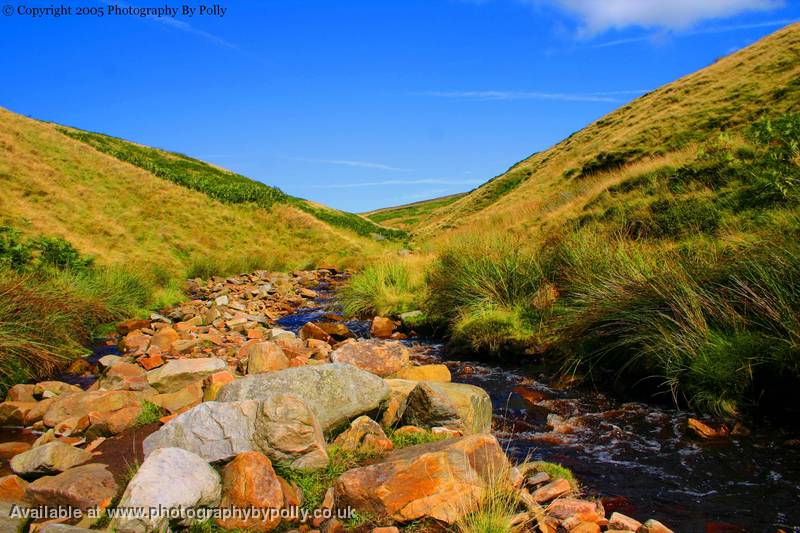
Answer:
[278,286,800,533]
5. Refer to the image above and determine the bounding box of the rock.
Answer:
[144,395,328,469]
[431,427,462,439]
[110,447,221,533]
[34,381,82,398]
[153,381,204,413]
[0,441,31,460]
[120,333,150,354]
[391,364,451,382]
[116,318,151,335]
[609,512,642,531]
[98,354,125,368]
[146,357,227,393]
[0,401,38,425]
[39,525,97,533]
[246,342,290,374]
[86,405,143,437]
[687,418,729,439]
[136,353,164,371]
[203,371,236,401]
[372,528,399,533]
[316,322,353,341]
[330,339,409,377]
[380,379,417,427]
[334,434,508,524]
[569,523,600,533]
[300,322,331,343]
[637,519,675,533]
[526,472,551,487]
[96,362,150,391]
[6,384,36,402]
[0,501,28,532]
[307,339,333,361]
[0,475,28,502]
[217,451,283,531]
[370,317,396,339]
[333,416,392,453]
[545,498,603,521]
[531,478,571,503]
[10,441,92,476]
[172,339,200,354]
[43,390,150,428]
[402,382,492,434]
[25,463,118,511]
[218,364,390,431]
[149,326,179,351]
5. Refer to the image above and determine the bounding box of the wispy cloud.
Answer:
[155,17,240,50]
[306,178,481,189]
[291,157,412,172]
[543,0,785,35]
[590,17,799,48]
[414,89,648,102]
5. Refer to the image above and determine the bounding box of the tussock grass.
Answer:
[386,427,445,448]
[339,256,429,318]
[456,459,525,533]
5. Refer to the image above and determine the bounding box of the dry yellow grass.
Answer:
[0,107,394,273]
[411,22,800,246]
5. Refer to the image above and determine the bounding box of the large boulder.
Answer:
[217,451,283,531]
[144,396,327,469]
[42,390,151,428]
[334,434,508,524]
[110,447,221,533]
[217,364,389,431]
[330,340,409,377]
[10,441,92,476]
[146,358,227,393]
[25,463,118,511]
[402,382,492,434]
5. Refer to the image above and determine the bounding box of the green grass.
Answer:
[339,258,425,318]
[387,428,446,448]
[135,400,165,426]
[365,193,467,229]
[58,127,406,241]
[522,461,578,490]
[455,461,522,533]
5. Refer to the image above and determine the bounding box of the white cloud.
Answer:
[544,0,785,34]
[291,157,412,172]
[414,90,646,102]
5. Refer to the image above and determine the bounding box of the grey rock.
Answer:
[10,441,92,476]
[146,357,226,393]
[110,447,221,533]
[402,381,492,434]
[217,363,389,431]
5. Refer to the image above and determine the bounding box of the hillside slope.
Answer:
[410,22,800,241]
[0,107,396,273]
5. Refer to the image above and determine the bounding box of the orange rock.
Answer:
[116,318,151,336]
[289,357,309,368]
[137,353,165,371]
[0,474,29,503]
[370,317,396,339]
[6,384,36,402]
[546,498,603,522]
[0,441,32,460]
[687,418,729,439]
[307,339,332,361]
[393,425,426,436]
[43,390,150,428]
[217,451,284,531]
[277,476,303,510]
[299,322,332,343]
[203,371,236,401]
[86,405,141,436]
[609,512,642,531]
[568,522,600,533]
[638,519,675,533]
[371,528,399,533]
[0,401,38,426]
[334,434,508,524]
[330,340,410,377]
[149,327,179,352]
[120,332,151,354]
[98,362,149,391]
[153,381,203,414]
[531,478,571,503]
[25,463,118,511]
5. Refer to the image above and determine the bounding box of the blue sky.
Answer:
[2,1,799,212]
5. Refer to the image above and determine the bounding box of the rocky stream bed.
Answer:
[0,269,798,533]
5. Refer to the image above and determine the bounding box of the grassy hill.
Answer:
[0,107,401,275]
[403,22,800,241]
[344,23,800,418]
[363,192,466,230]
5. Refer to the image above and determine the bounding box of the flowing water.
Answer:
[279,290,800,533]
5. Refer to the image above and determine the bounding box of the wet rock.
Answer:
[10,441,92,476]
[246,341,290,374]
[25,463,118,511]
[111,447,221,533]
[334,434,508,524]
[0,474,28,502]
[43,390,151,428]
[333,416,393,453]
[217,363,390,431]
[370,317,396,339]
[146,357,227,393]
[391,364,451,382]
[637,519,675,533]
[380,379,417,427]
[687,418,729,439]
[217,451,283,531]
[330,339,409,377]
[531,478,571,503]
[402,382,492,434]
[609,512,642,531]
